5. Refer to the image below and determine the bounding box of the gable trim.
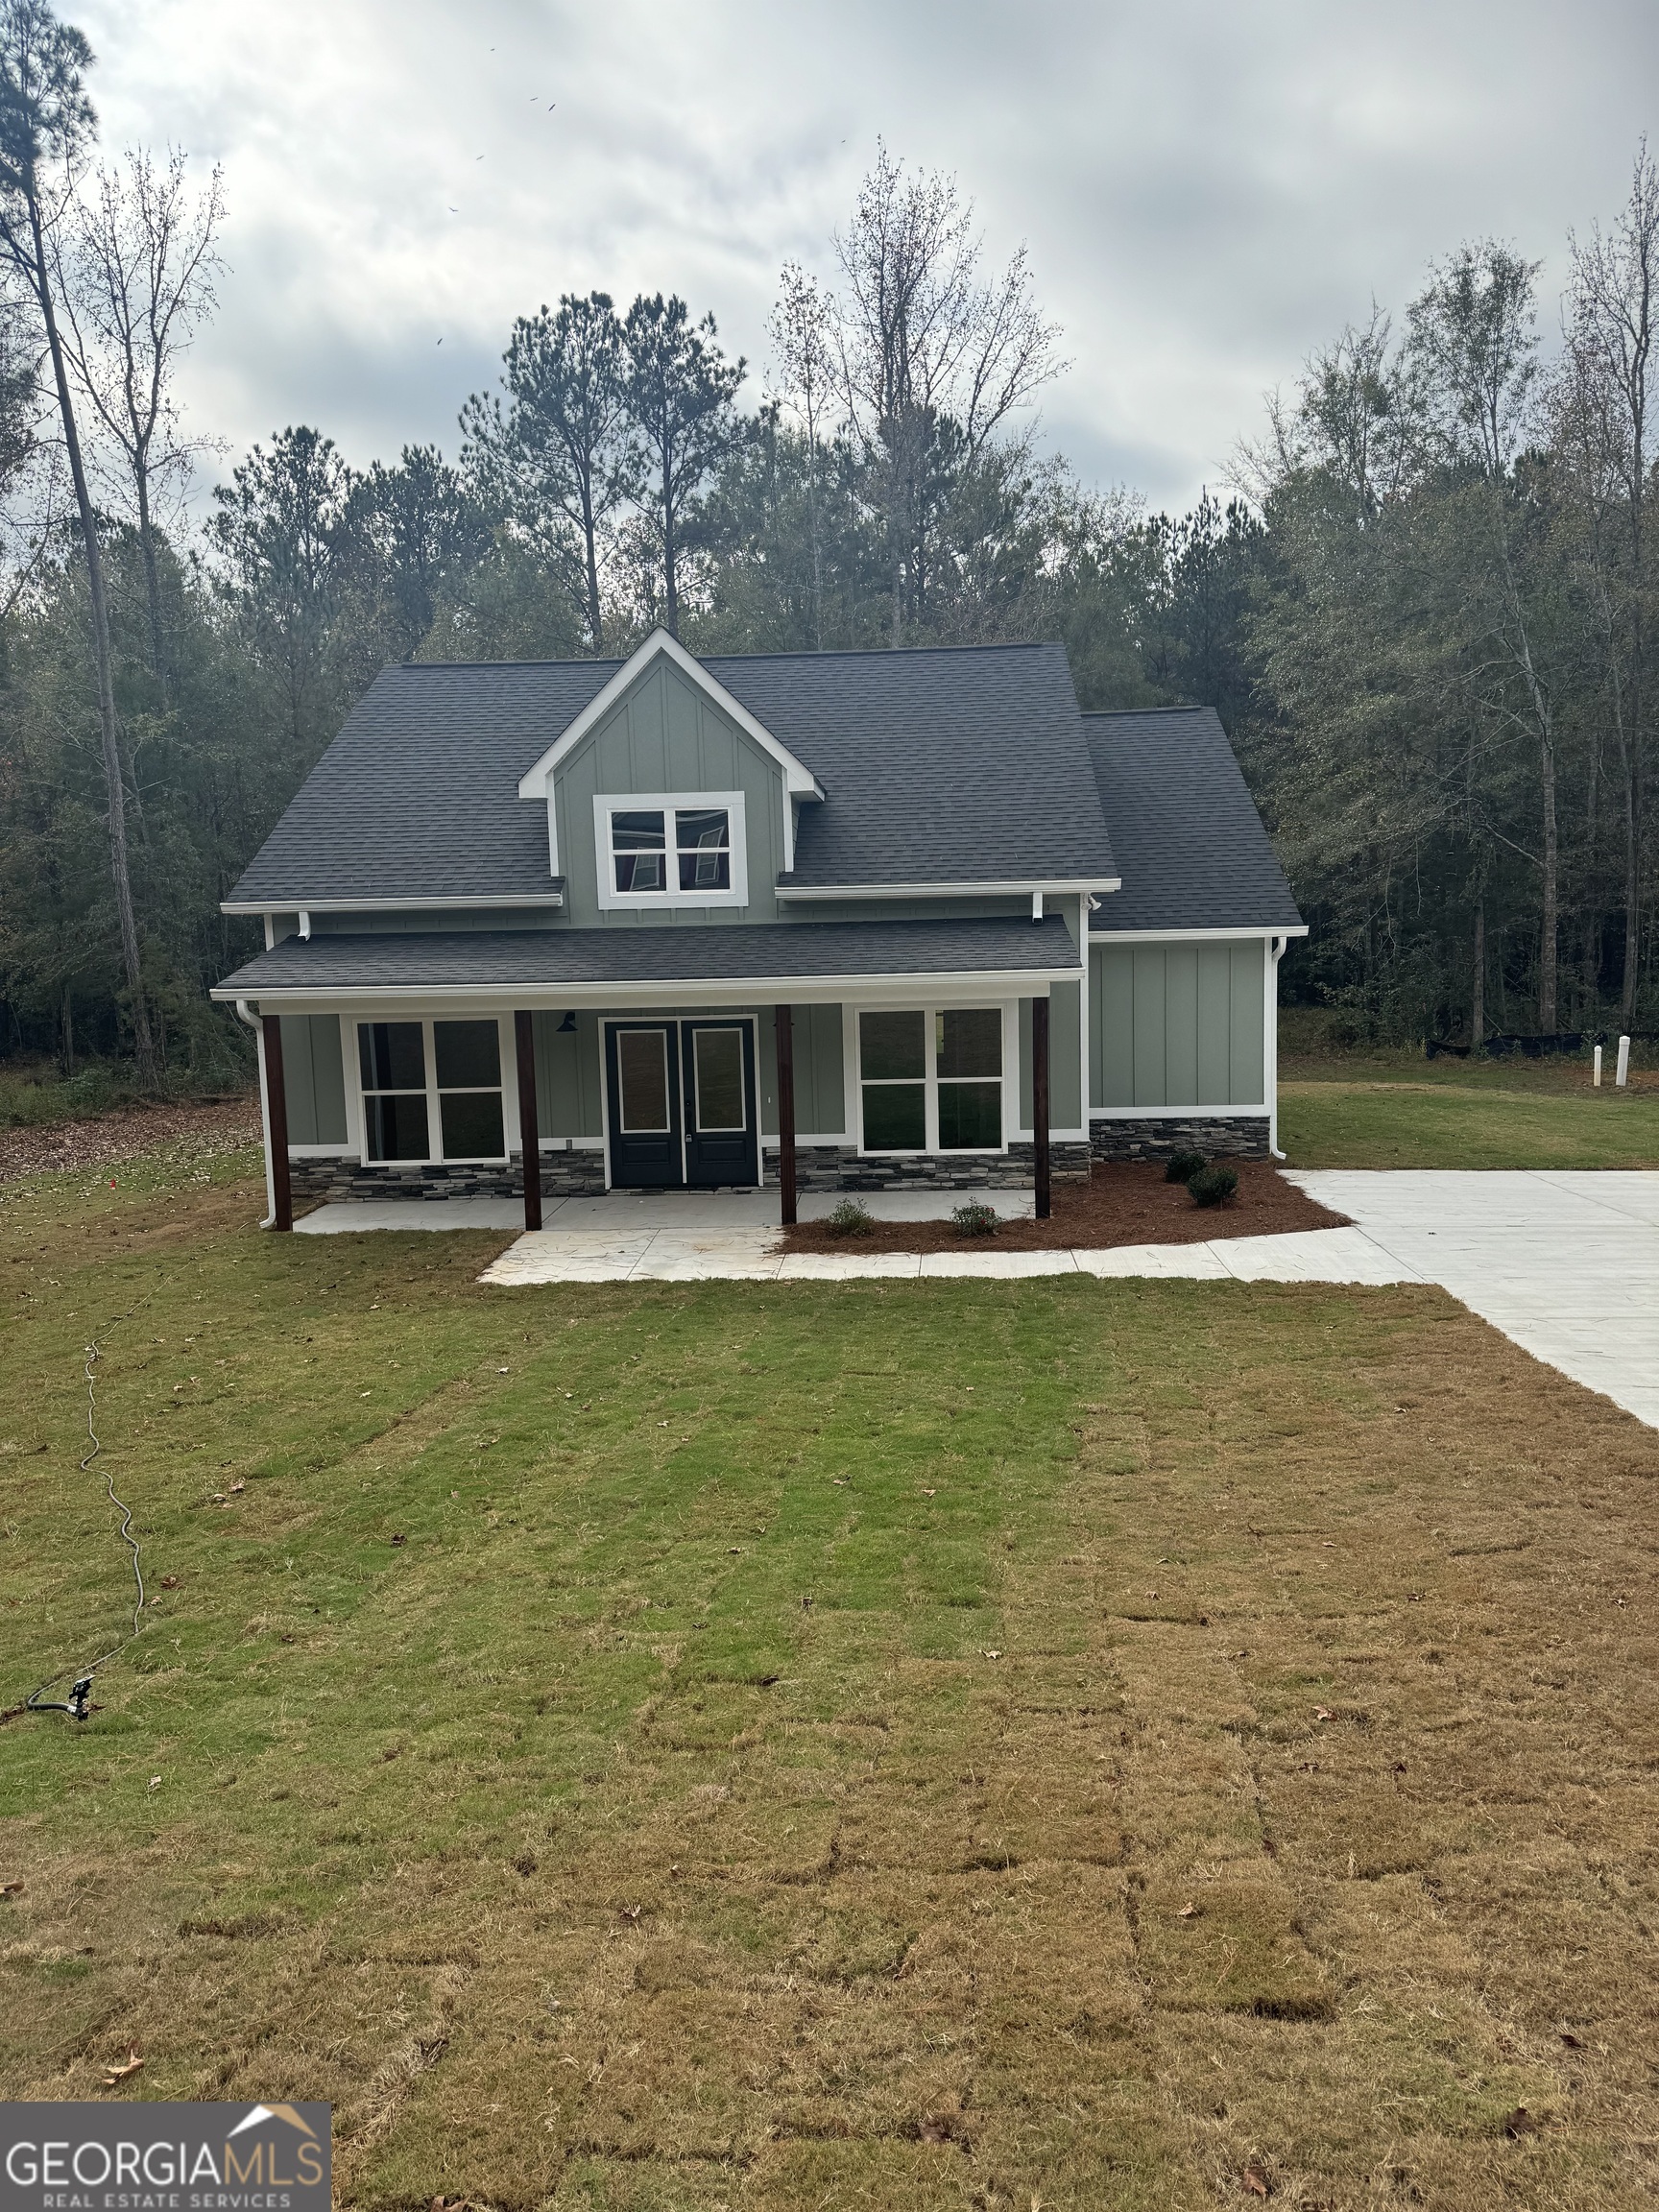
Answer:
[514,628,826,802]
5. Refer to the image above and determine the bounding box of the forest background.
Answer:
[3,0,1657,1087]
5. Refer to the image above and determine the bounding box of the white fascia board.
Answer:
[777,877,1119,902]
[222,894,565,917]
[1087,925,1308,944]
[209,967,1081,1012]
[514,628,825,801]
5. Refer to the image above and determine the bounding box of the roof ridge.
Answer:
[383,639,1063,675]
[1081,703,1218,719]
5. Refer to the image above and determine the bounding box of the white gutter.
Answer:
[777,877,1119,902]
[209,965,1082,1012]
[1267,934,1288,1161]
[223,893,566,916]
[233,998,277,1229]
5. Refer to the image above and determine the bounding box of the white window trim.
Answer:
[593,791,749,911]
[355,1014,510,1167]
[852,1000,1015,1158]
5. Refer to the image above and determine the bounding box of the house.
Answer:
[210,629,1304,1230]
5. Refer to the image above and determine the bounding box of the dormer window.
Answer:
[594,792,748,909]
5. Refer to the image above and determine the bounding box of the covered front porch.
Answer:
[210,915,1089,1236]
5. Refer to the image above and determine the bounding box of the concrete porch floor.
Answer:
[292,1188,1037,1235]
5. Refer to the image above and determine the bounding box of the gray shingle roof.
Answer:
[225,642,1117,908]
[1083,707,1302,933]
[212,915,1082,998]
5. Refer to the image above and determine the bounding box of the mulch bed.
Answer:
[0,1096,261,1186]
[780,1159,1351,1254]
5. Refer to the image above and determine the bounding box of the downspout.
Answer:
[1266,936,1287,1161]
[234,998,277,1228]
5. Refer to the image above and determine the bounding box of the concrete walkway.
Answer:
[478,1218,1414,1287]
[1288,1169,1659,1431]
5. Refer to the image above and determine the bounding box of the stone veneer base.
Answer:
[287,1141,1092,1202]
[1090,1116,1271,1163]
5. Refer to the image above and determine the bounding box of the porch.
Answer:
[211,915,1088,1236]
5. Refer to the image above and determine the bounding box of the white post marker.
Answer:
[1594,1043,1603,1087]
[1616,1035,1631,1088]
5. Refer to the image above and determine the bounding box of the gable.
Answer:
[515,628,821,802]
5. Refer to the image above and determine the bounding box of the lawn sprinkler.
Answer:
[26,1675,95,1721]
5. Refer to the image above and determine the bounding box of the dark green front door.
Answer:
[605,1019,759,1190]
[681,1022,757,1188]
[606,1022,681,1187]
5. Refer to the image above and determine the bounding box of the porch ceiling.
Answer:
[212,915,1082,1005]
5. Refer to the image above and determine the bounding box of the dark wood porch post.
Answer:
[1032,994,1051,1221]
[260,1013,293,1232]
[514,1009,542,1232]
[775,1003,798,1225]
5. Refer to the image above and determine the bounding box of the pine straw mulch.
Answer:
[781,1158,1350,1254]
[0,1094,260,1186]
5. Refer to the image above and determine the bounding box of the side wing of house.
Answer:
[1081,707,1305,1159]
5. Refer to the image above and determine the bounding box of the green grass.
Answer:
[1280,1073,1659,1167]
[3,1150,1659,2207]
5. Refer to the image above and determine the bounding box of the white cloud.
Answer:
[74,0,1659,509]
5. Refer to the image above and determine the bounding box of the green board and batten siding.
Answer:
[277,1014,349,1145]
[1090,940,1265,1109]
[553,661,790,926]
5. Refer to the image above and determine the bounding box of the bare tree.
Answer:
[54,143,225,686]
[1564,140,1658,1026]
[768,260,833,650]
[830,143,1065,644]
[0,0,156,1079]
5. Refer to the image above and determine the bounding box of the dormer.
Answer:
[516,629,824,926]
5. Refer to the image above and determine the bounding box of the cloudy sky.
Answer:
[74,0,1659,513]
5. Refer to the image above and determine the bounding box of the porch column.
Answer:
[514,1010,542,1232]
[1032,994,1051,1221]
[260,1014,293,1232]
[775,1003,798,1226]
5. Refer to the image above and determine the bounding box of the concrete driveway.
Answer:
[1289,1170,1659,1431]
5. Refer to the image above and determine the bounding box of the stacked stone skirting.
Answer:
[287,1150,606,1203]
[1089,1116,1270,1163]
[287,1142,1091,1201]
[770,1141,1092,1191]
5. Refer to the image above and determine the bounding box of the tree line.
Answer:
[1,0,1655,1084]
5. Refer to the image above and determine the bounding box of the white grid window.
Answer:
[594,792,748,909]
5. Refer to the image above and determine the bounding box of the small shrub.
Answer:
[950,1200,1001,1238]
[1165,1148,1208,1185]
[825,1197,877,1238]
[1188,1164,1238,1208]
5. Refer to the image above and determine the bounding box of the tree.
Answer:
[768,262,834,649]
[461,291,632,651]
[350,443,489,663]
[0,0,156,1077]
[619,292,742,638]
[830,143,1064,644]
[1562,142,1658,1026]
[54,144,225,687]
[209,425,357,759]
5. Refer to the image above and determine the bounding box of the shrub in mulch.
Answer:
[950,1199,1000,1238]
[1165,1148,1208,1185]
[1188,1164,1238,1208]
[825,1197,877,1237]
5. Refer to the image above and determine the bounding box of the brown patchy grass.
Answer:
[782,1160,1348,1254]
[2,1155,1657,2208]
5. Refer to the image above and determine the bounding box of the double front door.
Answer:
[605,1019,758,1189]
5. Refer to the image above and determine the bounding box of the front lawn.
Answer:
[3,1151,1657,2208]
[1279,1074,1659,1168]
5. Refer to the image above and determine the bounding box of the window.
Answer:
[594,792,747,908]
[692,1026,745,1130]
[357,1019,505,1163]
[858,1005,1004,1154]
